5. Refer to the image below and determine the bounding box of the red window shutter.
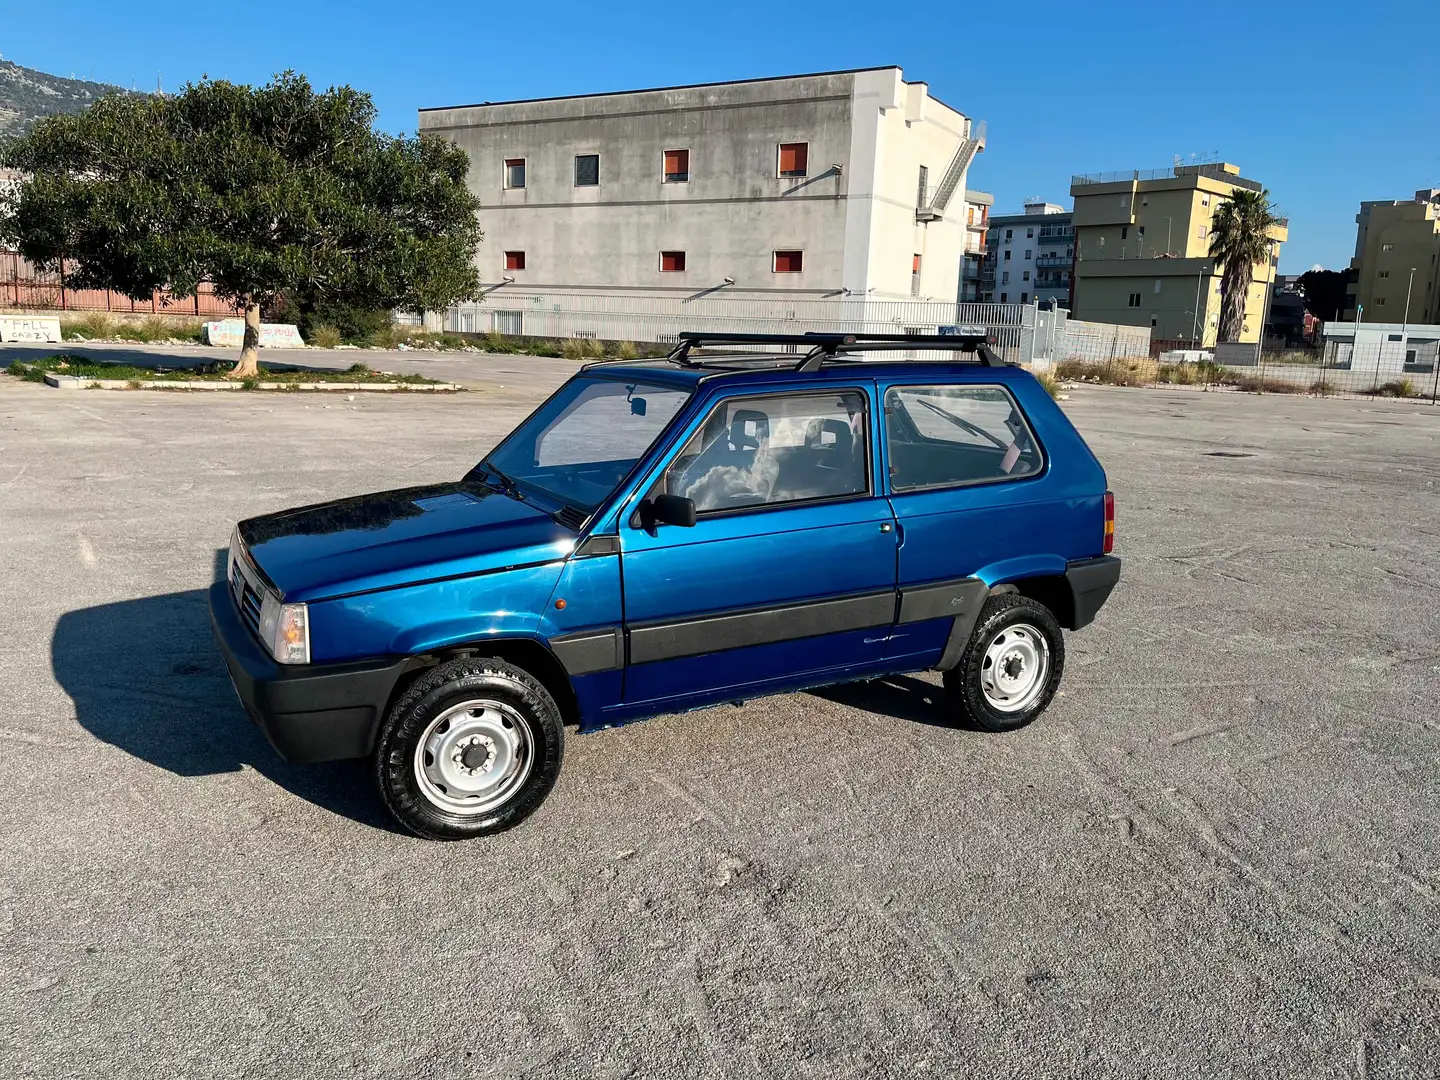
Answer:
[774,250,803,273]
[505,251,525,271]
[660,251,685,272]
[664,149,689,179]
[913,254,922,274]
[778,143,807,176]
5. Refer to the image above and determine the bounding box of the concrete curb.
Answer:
[42,374,462,392]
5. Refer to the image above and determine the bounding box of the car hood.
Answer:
[237,481,576,602]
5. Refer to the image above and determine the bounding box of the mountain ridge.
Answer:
[0,58,145,142]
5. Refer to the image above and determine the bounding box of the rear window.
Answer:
[884,385,1042,491]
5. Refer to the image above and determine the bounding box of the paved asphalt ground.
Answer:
[1,348,1437,1079]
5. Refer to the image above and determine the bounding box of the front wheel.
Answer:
[375,657,564,840]
[943,594,1065,733]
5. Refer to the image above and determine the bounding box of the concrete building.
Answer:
[979,202,1072,306]
[1322,321,1440,383]
[1346,189,1440,327]
[1068,163,1288,345]
[959,189,992,302]
[1264,274,1309,346]
[418,68,984,317]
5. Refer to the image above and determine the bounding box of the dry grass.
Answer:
[308,324,343,349]
[1023,365,1061,399]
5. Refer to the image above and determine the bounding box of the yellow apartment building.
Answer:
[1069,163,1287,345]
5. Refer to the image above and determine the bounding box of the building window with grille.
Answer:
[504,251,526,271]
[574,154,600,187]
[778,143,808,178]
[504,158,526,189]
[773,250,804,273]
[663,149,689,183]
[660,251,686,272]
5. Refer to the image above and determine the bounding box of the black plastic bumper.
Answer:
[1066,556,1122,630]
[207,582,410,764]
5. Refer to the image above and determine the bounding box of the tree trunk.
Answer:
[228,301,262,378]
[1218,265,1251,343]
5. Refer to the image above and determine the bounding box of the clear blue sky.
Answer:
[4,0,1434,273]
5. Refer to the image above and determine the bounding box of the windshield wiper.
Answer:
[916,398,1010,451]
[477,462,524,500]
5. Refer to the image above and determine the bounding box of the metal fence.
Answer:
[0,250,241,317]
[1051,334,1440,403]
[440,292,1099,367]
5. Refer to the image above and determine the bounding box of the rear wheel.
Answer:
[375,657,564,840]
[943,594,1065,733]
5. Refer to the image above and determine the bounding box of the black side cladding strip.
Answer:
[628,590,896,666]
[897,577,987,625]
[550,627,624,675]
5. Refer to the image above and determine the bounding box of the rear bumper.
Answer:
[207,581,409,764]
[1066,556,1121,630]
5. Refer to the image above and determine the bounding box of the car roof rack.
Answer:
[664,329,1008,372]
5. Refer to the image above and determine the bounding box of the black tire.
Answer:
[375,657,564,840]
[943,594,1065,733]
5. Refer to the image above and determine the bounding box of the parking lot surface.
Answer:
[1,371,1437,1079]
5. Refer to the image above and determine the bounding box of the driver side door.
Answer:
[618,386,899,708]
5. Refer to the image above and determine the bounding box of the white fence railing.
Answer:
[437,292,1146,368]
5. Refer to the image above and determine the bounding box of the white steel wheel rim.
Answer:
[979,622,1050,713]
[413,699,534,815]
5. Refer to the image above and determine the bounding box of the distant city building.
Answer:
[1264,274,1309,345]
[419,67,985,321]
[959,189,992,302]
[1345,189,1440,326]
[1068,162,1288,345]
[979,201,1072,306]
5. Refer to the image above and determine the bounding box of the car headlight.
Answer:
[258,591,310,666]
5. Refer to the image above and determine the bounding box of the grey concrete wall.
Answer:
[422,74,860,297]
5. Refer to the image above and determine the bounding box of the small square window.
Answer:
[1002,271,1010,284]
[575,154,599,186]
[504,158,526,189]
[663,149,689,183]
[1026,227,1034,238]
[778,142,808,178]
[660,250,686,272]
[1376,297,1387,306]
[1381,243,1394,252]
[1378,270,1390,279]
[1022,270,1030,281]
[1005,229,1013,240]
[1121,226,1128,240]
[1004,250,1012,262]
[773,250,804,273]
[1020,292,1029,304]
[1024,249,1032,260]
[1198,225,1208,239]
[1000,292,1008,303]
[504,251,526,271]
[1201,195,1210,206]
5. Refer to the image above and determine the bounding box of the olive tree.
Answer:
[1,72,481,376]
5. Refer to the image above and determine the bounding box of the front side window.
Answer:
[656,391,869,514]
[504,158,526,189]
[885,385,1042,491]
[479,377,690,512]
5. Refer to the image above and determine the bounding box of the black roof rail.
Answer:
[656,329,1007,372]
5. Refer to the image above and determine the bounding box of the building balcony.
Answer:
[1035,255,1072,268]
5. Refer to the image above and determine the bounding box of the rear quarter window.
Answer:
[885,384,1043,491]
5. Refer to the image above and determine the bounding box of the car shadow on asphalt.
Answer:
[50,551,402,834]
[810,674,961,728]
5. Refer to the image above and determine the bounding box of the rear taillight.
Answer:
[1103,490,1115,554]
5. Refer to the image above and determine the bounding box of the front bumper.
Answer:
[208,581,410,764]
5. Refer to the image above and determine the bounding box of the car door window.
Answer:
[885,385,1042,491]
[659,391,869,514]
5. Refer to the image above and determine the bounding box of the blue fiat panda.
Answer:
[210,332,1119,839]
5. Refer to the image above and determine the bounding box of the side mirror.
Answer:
[642,493,697,529]
[631,397,647,417]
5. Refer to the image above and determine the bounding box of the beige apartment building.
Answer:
[1348,189,1440,326]
[1068,163,1287,344]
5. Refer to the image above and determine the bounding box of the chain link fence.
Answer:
[1050,333,1440,404]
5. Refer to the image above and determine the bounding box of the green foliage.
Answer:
[1,72,482,317]
[617,340,639,360]
[308,324,343,349]
[562,338,589,361]
[270,294,395,345]
[1295,268,1351,323]
[1208,189,1282,342]
[1367,377,1418,398]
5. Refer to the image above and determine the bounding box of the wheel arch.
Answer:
[385,637,581,729]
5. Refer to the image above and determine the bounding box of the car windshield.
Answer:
[476,376,691,512]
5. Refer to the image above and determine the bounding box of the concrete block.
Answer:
[0,314,62,343]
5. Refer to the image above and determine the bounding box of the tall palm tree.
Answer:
[1208,189,1281,342]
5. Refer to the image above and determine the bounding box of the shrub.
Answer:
[346,362,372,374]
[1367,377,1418,398]
[1023,365,1060,399]
[562,337,589,361]
[482,332,514,354]
[585,338,606,360]
[1054,357,1091,381]
[62,312,117,340]
[308,324,343,349]
[617,340,639,360]
[1232,373,1303,394]
[1309,378,1336,396]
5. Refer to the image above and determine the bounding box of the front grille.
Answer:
[230,555,264,636]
